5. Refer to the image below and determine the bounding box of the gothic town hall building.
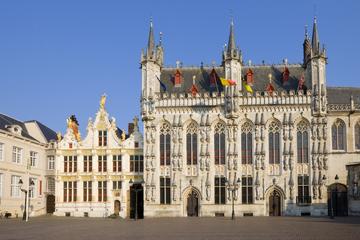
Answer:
[140,18,360,217]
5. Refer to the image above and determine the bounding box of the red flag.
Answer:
[246,68,254,86]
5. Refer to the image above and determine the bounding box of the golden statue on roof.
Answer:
[100,94,107,110]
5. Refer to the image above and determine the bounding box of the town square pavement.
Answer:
[1,216,360,240]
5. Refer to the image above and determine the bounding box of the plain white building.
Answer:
[0,113,57,217]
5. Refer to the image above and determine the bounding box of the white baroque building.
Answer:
[140,19,360,217]
[54,97,143,218]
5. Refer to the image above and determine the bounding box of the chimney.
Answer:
[128,123,135,135]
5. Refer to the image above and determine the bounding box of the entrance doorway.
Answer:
[269,190,281,216]
[114,200,121,216]
[328,183,348,216]
[46,194,55,214]
[130,184,144,219]
[186,190,199,217]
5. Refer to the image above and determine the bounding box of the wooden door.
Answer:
[269,190,281,216]
[187,190,199,217]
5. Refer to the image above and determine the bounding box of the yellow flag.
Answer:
[220,77,230,86]
[243,81,253,93]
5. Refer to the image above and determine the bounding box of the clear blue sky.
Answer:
[0,0,359,134]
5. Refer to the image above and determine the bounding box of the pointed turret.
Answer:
[311,17,320,56]
[147,20,155,59]
[303,25,311,66]
[223,19,241,62]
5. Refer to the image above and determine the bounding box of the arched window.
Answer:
[297,120,309,164]
[332,120,346,150]
[160,122,171,166]
[186,122,198,165]
[241,122,253,164]
[214,122,226,165]
[268,121,280,164]
[355,122,360,150]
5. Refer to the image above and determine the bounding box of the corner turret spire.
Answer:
[147,19,155,59]
[311,17,320,55]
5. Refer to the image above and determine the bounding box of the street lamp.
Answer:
[225,177,241,220]
[19,178,35,222]
[129,178,145,221]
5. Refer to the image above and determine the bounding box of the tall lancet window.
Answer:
[186,122,198,165]
[214,122,226,165]
[297,120,309,164]
[332,119,346,150]
[160,122,171,166]
[241,122,253,165]
[355,122,360,150]
[268,121,280,164]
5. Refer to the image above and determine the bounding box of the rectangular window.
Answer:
[48,156,55,170]
[112,180,122,190]
[241,133,253,164]
[112,155,122,172]
[98,130,108,147]
[98,181,107,202]
[11,175,21,197]
[29,177,37,198]
[12,146,22,164]
[63,181,77,202]
[83,181,92,202]
[160,177,171,204]
[64,156,77,173]
[241,176,253,204]
[64,156,68,172]
[30,151,38,167]
[297,175,310,205]
[214,176,226,204]
[98,155,107,172]
[214,133,226,165]
[0,143,4,161]
[83,155,93,172]
[130,155,144,173]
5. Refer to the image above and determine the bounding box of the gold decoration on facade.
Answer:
[66,115,81,142]
[100,94,107,110]
[121,129,126,141]
[57,132,62,142]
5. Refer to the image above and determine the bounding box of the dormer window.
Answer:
[99,130,107,147]
[246,69,254,86]
[6,125,23,135]
[174,69,182,86]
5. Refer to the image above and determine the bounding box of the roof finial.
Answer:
[311,16,320,55]
[159,31,163,45]
[304,25,308,38]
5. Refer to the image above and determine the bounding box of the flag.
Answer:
[220,77,230,86]
[220,77,236,86]
[156,76,167,91]
[228,79,236,86]
[298,74,307,91]
[242,81,253,93]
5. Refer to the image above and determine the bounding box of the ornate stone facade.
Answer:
[54,96,143,218]
[140,18,360,217]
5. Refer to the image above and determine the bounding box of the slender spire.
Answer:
[311,17,320,55]
[303,25,311,66]
[227,19,236,54]
[147,18,155,58]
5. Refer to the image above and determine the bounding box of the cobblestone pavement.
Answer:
[1,216,360,240]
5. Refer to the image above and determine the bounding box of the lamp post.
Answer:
[129,178,145,221]
[225,177,241,220]
[19,178,34,222]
